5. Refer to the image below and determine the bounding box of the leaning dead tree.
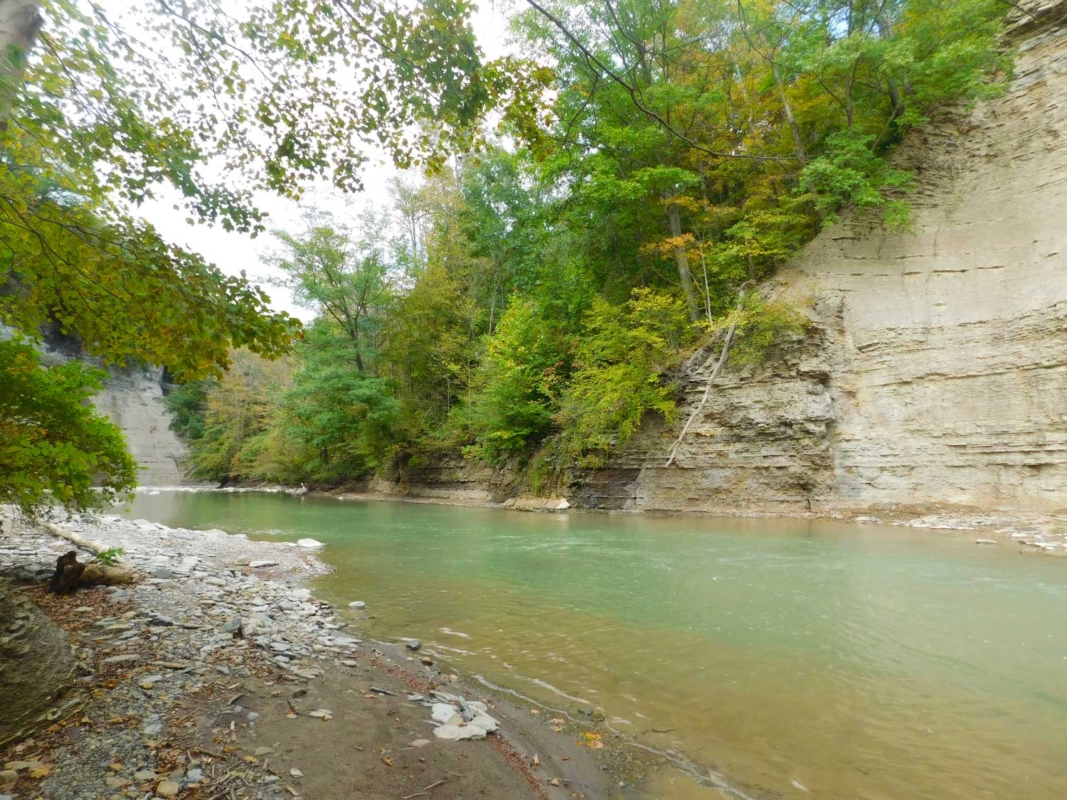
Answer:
[664,291,745,468]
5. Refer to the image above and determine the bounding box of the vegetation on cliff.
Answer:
[166,0,1009,485]
[0,0,1010,504]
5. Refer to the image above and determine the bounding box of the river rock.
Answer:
[406,639,421,651]
[433,723,487,741]
[249,560,278,568]
[431,703,462,725]
[975,538,999,545]
[220,615,243,635]
[156,780,180,797]
[348,601,366,609]
[296,538,324,548]
[470,714,499,733]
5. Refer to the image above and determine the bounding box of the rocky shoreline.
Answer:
[0,510,617,800]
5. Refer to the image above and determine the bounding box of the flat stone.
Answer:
[433,723,486,741]
[405,639,421,651]
[102,654,140,664]
[220,616,243,635]
[348,601,366,609]
[431,704,461,725]
[254,747,274,757]
[296,538,324,548]
[975,538,999,545]
[156,779,181,797]
[289,768,303,778]
[409,739,431,748]
[105,776,131,788]
[470,714,499,733]
[134,770,157,781]
[249,560,278,568]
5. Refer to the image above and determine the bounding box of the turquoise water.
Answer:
[121,491,1067,799]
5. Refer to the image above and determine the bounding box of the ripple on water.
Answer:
[120,491,1067,800]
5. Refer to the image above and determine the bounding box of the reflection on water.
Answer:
[120,491,1067,799]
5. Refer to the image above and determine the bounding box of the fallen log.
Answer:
[40,522,107,556]
[49,551,136,593]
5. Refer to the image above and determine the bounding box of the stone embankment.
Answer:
[0,511,608,800]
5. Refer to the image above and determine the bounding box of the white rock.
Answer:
[432,723,486,741]
[296,538,324,548]
[289,588,312,601]
[469,714,499,733]
[431,703,461,725]
[348,601,366,609]
[249,560,278,568]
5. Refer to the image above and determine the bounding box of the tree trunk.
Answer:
[771,61,806,160]
[49,552,135,593]
[0,0,42,132]
[666,201,701,323]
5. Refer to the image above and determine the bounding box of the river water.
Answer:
[121,491,1067,799]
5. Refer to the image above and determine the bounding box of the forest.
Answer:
[1,0,1011,510]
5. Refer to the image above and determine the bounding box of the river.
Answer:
[120,491,1067,799]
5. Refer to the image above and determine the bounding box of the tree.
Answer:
[268,209,394,374]
[0,338,136,514]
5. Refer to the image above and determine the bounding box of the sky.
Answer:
[135,0,515,322]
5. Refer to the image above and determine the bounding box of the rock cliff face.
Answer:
[573,1,1067,516]
[92,368,189,488]
[377,2,1067,518]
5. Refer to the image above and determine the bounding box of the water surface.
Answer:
[121,491,1067,799]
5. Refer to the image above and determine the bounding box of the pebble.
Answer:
[249,560,278,568]
[220,615,243,635]
[156,779,181,797]
[134,770,157,781]
[409,739,431,748]
[254,747,274,756]
[975,538,999,545]
[290,768,304,778]
[406,639,421,651]
[296,538,324,548]
[348,601,366,609]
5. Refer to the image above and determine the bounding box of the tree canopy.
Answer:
[0,0,1012,508]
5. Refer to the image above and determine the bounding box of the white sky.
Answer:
[135,1,515,322]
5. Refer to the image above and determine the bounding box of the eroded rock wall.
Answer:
[589,2,1067,515]
[92,368,189,488]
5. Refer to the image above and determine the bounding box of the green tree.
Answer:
[560,288,693,466]
[0,339,136,514]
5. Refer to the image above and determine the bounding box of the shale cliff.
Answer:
[92,367,189,488]
[97,1,1067,513]
[574,0,1067,516]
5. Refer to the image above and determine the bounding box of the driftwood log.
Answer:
[48,551,136,594]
